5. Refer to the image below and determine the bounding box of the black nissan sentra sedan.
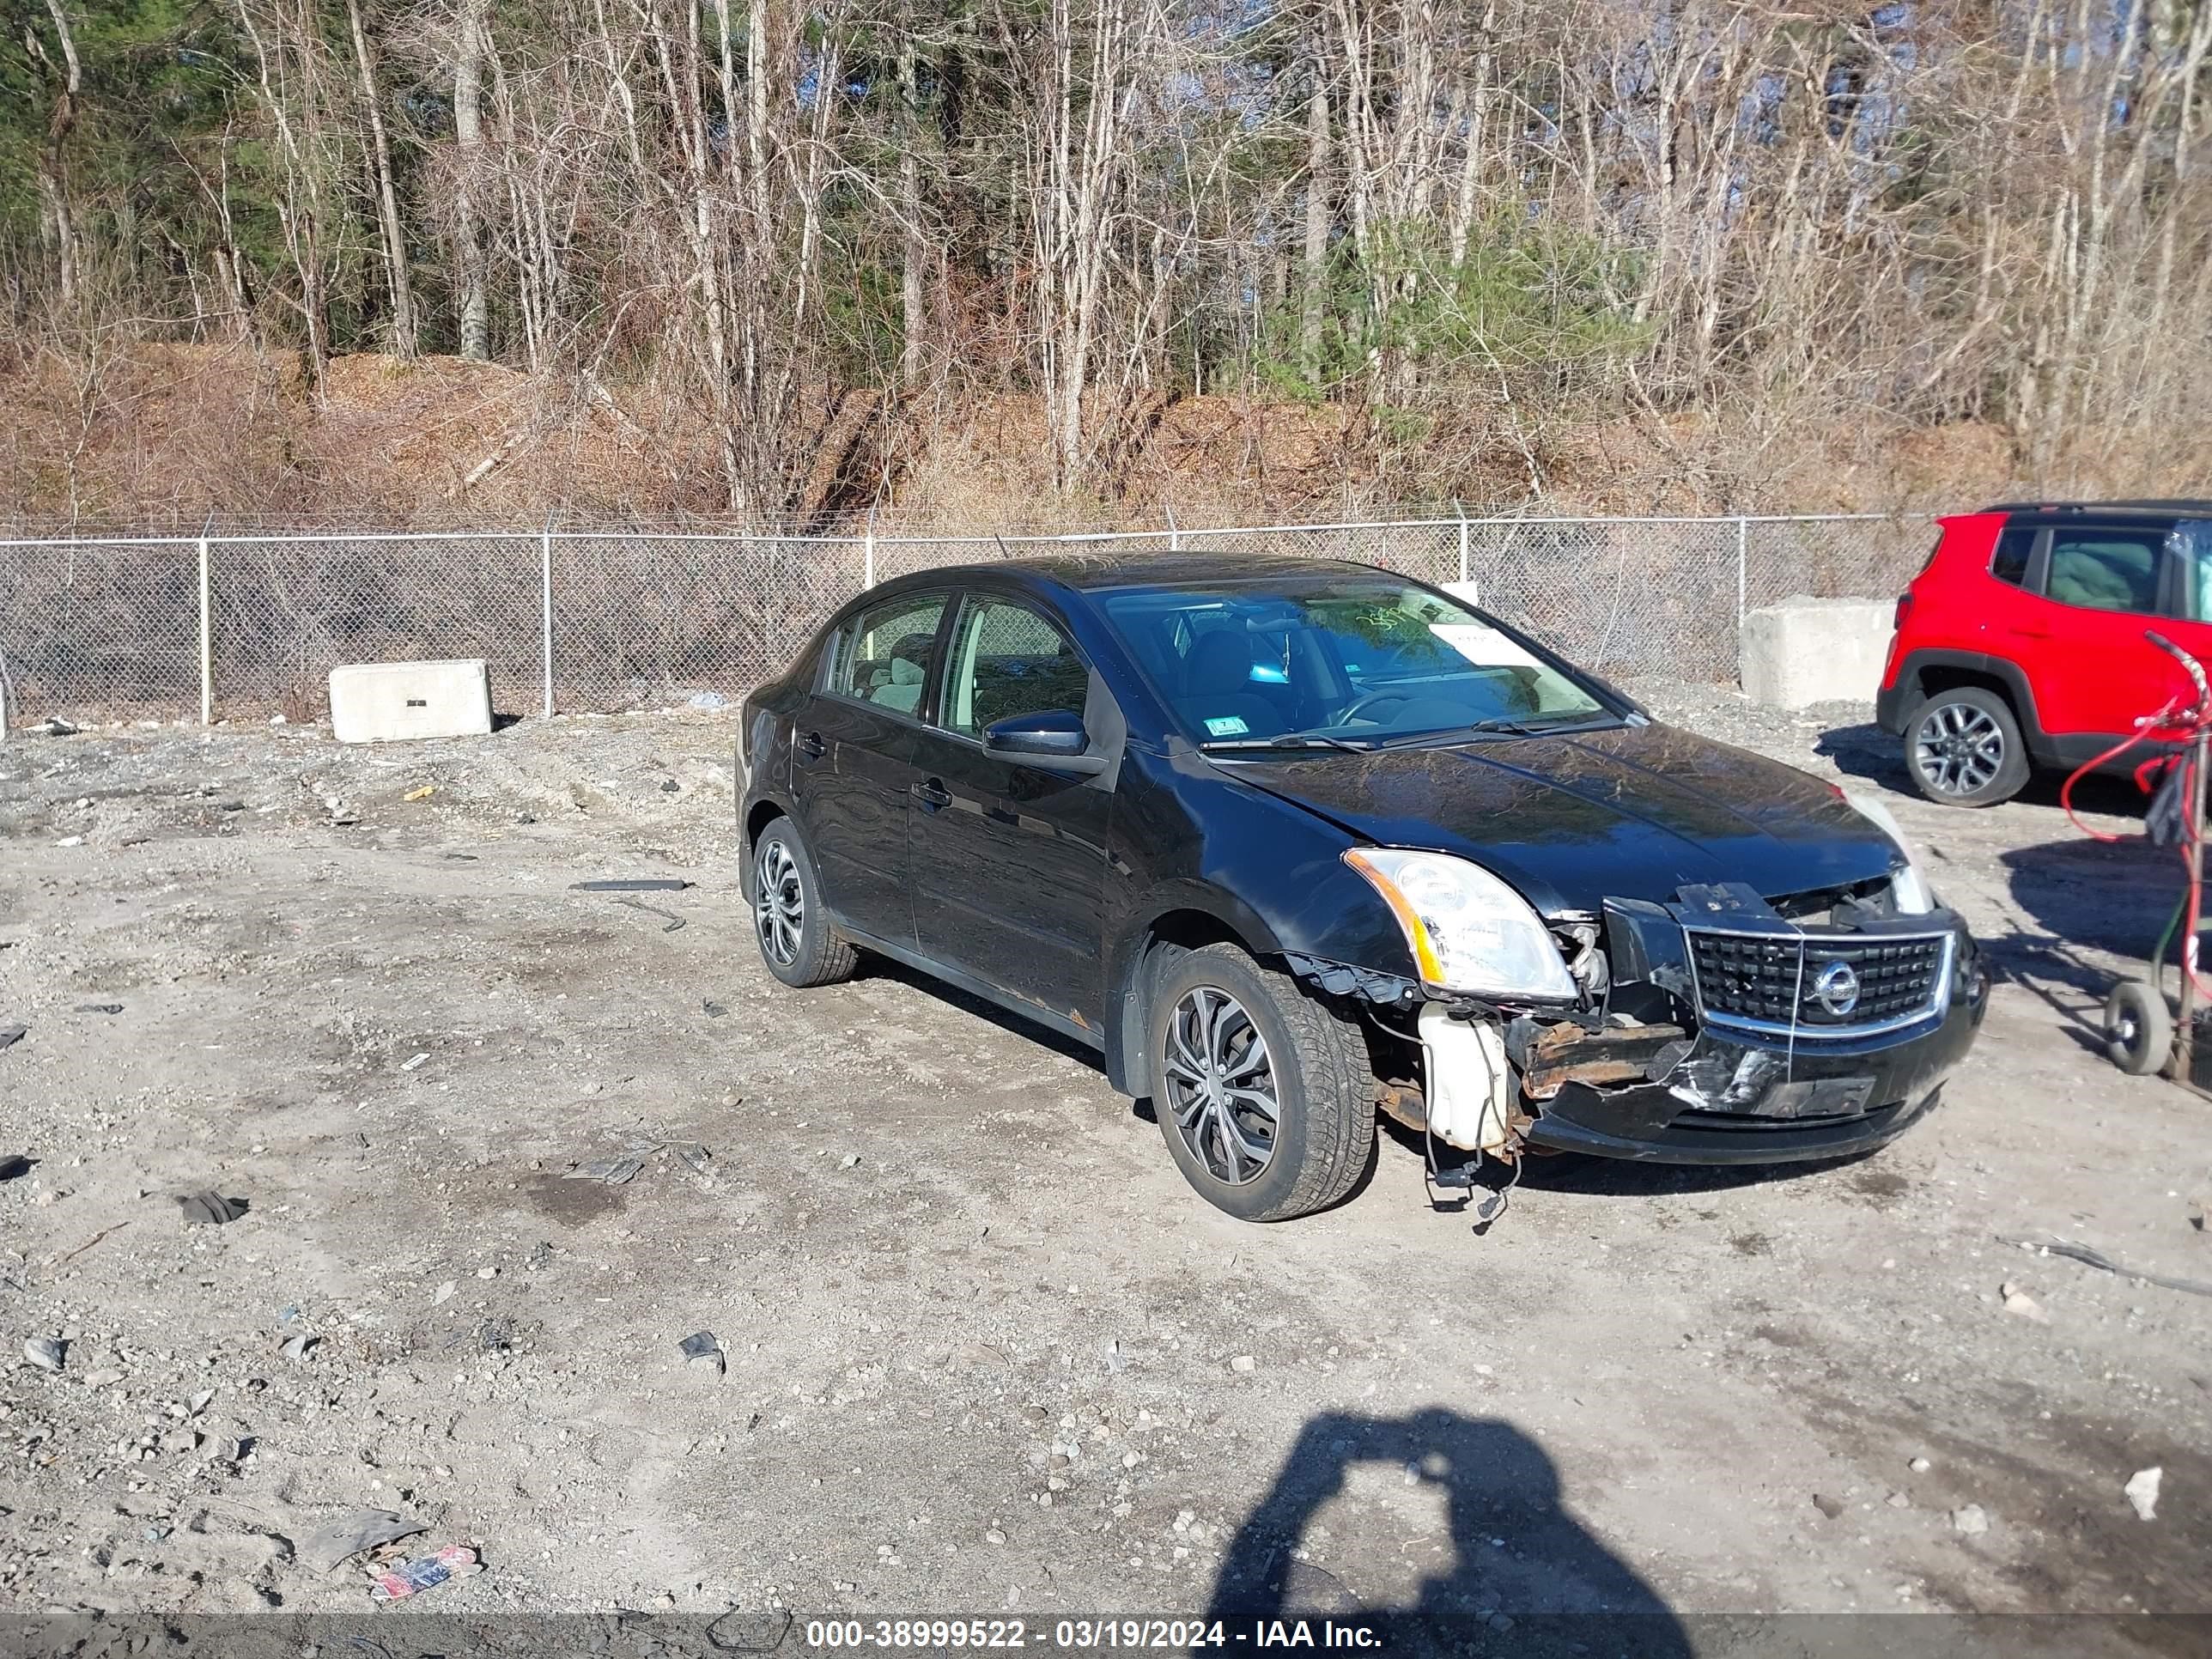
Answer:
[734,554,1987,1221]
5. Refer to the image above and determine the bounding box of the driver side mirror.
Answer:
[983,709,1108,774]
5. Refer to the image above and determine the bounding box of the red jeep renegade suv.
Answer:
[1877,501,2212,805]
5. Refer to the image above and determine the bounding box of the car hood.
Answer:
[1215,721,1900,916]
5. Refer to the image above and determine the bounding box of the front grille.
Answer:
[1687,930,1949,1034]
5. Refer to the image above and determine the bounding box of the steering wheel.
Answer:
[1336,689,1413,727]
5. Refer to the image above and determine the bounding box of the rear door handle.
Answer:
[798,731,826,761]
[915,778,951,811]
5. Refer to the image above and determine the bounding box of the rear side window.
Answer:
[827,592,947,714]
[2044,530,2165,616]
[2175,521,2212,622]
[1989,527,2034,586]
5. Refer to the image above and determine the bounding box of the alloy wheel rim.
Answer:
[1913,702,2005,795]
[1161,986,1279,1186]
[756,838,804,964]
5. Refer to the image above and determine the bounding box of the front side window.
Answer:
[943,599,1091,738]
[827,592,946,714]
[2043,530,2164,616]
[1098,576,1608,747]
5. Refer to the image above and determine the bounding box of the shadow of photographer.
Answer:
[1205,1407,1690,1656]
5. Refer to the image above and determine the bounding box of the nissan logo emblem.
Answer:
[1812,959,1861,1018]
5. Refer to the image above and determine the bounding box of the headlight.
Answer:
[1844,790,1936,915]
[1343,848,1577,1000]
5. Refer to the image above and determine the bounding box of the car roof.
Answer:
[881,550,1394,595]
[1978,499,2212,519]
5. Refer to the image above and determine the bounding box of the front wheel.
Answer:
[1147,943,1376,1222]
[750,817,858,988]
[1905,688,2031,806]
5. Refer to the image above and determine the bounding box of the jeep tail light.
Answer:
[1893,592,1912,632]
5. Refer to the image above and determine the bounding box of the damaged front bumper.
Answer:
[1518,891,1986,1164]
[1322,884,1990,1168]
[1515,1002,1978,1163]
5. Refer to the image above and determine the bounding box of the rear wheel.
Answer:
[1147,943,1375,1222]
[750,817,858,988]
[2104,979,2172,1077]
[1905,687,2031,806]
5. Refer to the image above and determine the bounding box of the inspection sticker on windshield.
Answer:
[1204,715,1249,737]
[1431,623,1542,670]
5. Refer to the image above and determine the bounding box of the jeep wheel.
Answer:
[1905,688,2030,807]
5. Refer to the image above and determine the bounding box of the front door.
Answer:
[908,593,1115,1030]
[792,589,949,947]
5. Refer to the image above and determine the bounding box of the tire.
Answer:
[750,816,858,988]
[1904,687,2032,807]
[1146,942,1376,1222]
[2104,979,2172,1077]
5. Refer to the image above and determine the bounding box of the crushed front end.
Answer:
[1310,874,1989,1166]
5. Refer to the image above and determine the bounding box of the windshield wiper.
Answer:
[1376,714,1611,749]
[1200,733,1378,754]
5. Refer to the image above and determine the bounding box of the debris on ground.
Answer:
[678,1330,726,1376]
[2124,1467,2162,1521]
[279,1333,318,1363]
[1229,1354,1257,1373]
[403,786,437,802]
[571,878,692,891]
[838,1152,860,1170]
[2002,1236,2212,1300]
[563,1140,711,1185]
[565,1155,645,1186]
[687,691,728,711]
[1812,1493,1847,1520]
[0,1154,31,1182]
[702,1000,729,1018]
[177,1192,245,1226]
[369,1543,483,1601]
[0,1024,27,1052]
[612,896,684,933]
[1999,1283,2049,1322]
[401,1052,431,1072]
[31,717,77,736]
[22,1336,66,1372]
[1951,1504,1990,1534]
[73,1003,123,1014]
[301,1508,428,1572]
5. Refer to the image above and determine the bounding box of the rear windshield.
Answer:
[1096,576,1609,746]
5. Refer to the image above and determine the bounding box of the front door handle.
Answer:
[798,731,826,761]
[915,778,951,811]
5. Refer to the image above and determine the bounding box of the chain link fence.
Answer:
[0,514,1932,726]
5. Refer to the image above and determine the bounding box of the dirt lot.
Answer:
[2,688,2209,1654]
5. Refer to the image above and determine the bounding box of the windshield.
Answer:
[1097,574,1610,747]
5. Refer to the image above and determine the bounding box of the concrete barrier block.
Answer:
[1738,598,1894,709]
[329,659,494,744]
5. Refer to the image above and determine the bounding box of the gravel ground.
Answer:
[1,685,2209,1655]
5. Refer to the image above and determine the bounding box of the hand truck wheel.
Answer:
[2104,978,2174,1077]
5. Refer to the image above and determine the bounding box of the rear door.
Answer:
[2012,521,2185,738]
[790,589,951,947]
[907,591,1116,1029]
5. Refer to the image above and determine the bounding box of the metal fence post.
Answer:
[198,528,213,726]
[540,515,556,719]
[864,507,876,590]
[1166,504,1180,552]
[1455,499,1471,588]
[1735,516,1748,624]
